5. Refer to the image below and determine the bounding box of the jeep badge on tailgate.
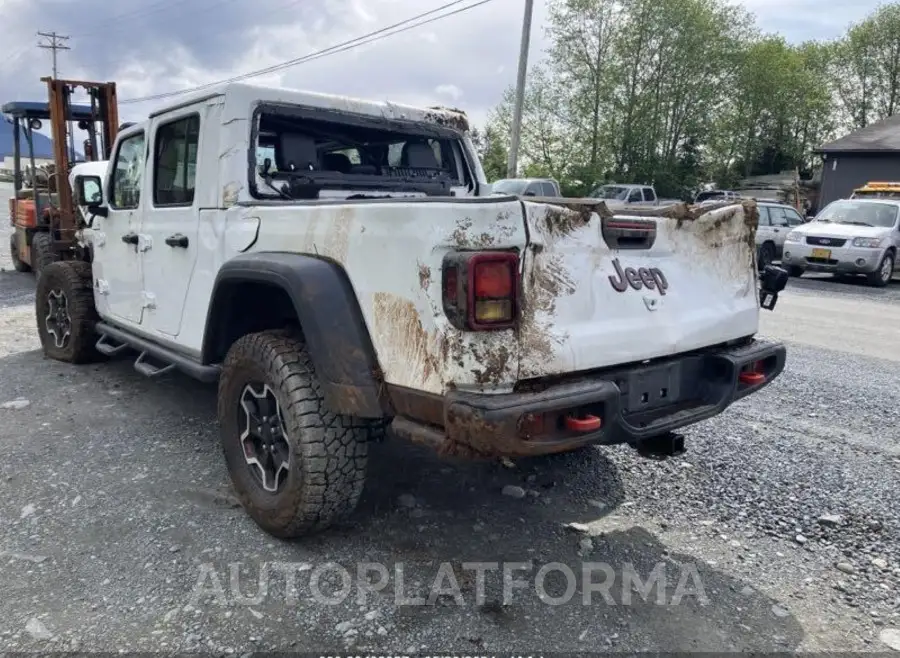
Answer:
[608,257,668,295]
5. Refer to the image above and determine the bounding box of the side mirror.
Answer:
[74,175,103,206]
[74,174,108,217]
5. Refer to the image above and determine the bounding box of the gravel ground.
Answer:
[0,184,898,653]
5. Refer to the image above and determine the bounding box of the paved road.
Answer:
[0,190,898,653]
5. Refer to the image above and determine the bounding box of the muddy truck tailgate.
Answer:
[517,200,759,380]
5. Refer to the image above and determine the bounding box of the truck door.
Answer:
[139,111,202,337]
[93,128,146,326]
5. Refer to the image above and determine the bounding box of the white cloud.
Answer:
[434,83,463,100]
[0,0,884,135]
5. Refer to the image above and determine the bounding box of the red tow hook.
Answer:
[738,371,766,385]
[564,414,603,432]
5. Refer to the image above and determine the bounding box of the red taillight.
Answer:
[474,261,513,298]
[442,251,519,331]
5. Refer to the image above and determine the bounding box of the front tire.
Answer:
[218,330,371,538]
[867,251,895,288]
[788,265,805,277]
[35,260,100,363]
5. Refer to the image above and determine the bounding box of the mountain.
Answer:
[0,115,57,158]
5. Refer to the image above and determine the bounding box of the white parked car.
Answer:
[755,201,807,270]
[781,198,900,287]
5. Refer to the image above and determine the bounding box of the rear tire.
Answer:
[31,232,54,282]
[218,329,371,538]
[9,234,30,272]
[35,260,100,363]
[867,251,894,288]
[788,265,805,277]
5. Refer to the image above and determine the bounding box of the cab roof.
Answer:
[1,101,99,121]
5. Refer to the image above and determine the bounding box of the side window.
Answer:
[110,132,146,209]
[769,207,790,227]
[757,206,771,226]
[628,188,642,202]
[643,187,656,202]
[154,115,200,206]
[786,209,804,226]
[524,182,542,196]
[541,182,557,196]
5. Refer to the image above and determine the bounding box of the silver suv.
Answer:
[781,198,900,287]
[755,201,806,270]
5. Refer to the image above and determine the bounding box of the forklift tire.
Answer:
[9,234,30,272]
[35,260,100,364]
[31,232,54,282]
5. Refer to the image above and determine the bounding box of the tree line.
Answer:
[474,0,900,199]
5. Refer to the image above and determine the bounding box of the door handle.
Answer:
[121,232,139,244]
[165,233,189,248]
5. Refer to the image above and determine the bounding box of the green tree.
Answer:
[834,4,900,129]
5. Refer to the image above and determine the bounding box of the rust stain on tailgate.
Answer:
[516,202,585,379]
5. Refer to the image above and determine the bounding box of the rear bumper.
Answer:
[390,339,786,458]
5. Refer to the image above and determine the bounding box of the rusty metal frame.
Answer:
[41,77,119,252]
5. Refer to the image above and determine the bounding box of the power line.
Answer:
[120,0,496,105]
[37,31,70,78]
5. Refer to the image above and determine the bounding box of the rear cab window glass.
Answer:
[251,105,471,199]
[643,187,656,202]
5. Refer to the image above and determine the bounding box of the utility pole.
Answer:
[37,31,75,161]
[37,31,69,78]
[506,0,535,179]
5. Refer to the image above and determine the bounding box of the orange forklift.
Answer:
[3,78,117,279]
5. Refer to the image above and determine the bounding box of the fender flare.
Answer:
[202,252,388,418]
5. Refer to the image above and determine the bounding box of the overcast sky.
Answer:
[0,0,881,130]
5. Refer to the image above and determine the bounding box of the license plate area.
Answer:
[621,362,682,413]
[811,247,831,259]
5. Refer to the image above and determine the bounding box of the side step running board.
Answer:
[134,351,176,378]
[95,321,220,383]
[95,334,129,356]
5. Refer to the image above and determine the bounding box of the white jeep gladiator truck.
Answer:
[38,82,788,538]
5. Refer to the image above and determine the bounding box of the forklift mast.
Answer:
[42,77,118,252]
